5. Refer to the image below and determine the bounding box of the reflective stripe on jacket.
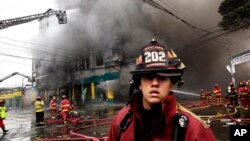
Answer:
[50,100,57,109]
[35,100,44,112]
[213,88,221,95]
[238,87,249,98]
[60,99,71,112]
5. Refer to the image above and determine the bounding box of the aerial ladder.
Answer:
[0,8,67,30]
[226,49,250,85]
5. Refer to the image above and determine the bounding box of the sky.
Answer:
[0,0,57,88]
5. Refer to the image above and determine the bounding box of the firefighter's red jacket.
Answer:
[60,99,71,112]
[213,87,221,95]
[50,100,57,110]
[238,86,249,98]
[106,91,216,141]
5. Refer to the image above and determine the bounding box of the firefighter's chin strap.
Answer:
[126,79,135,105]
[177,78,184,88]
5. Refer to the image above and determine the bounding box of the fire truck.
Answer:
[0,8,67,30]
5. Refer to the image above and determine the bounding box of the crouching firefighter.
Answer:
[105,39,216,141]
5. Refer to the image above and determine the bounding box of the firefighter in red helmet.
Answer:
[60,95,72,124]
[213,84,222,103]
[49,96,57,118]
[200,89,206,101]
[106,39,216,141]
[238,81,249,109]
[226,82,238,106]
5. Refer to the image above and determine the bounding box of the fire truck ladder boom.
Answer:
[0,8,67,30]
[226,49,250,85]
[231,49,250,66]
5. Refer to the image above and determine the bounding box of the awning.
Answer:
[76,72,120,84]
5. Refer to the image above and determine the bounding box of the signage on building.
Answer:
[0,91,22,99]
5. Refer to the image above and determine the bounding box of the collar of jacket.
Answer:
[129,91,177,124]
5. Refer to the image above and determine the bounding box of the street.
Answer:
[1,105,122,141]
[1,103,250,141]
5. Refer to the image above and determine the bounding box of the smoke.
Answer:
[23,87,38,107]
[33,0,249,101]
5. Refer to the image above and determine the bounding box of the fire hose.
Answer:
[37,117,113,141]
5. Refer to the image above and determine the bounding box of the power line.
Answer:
[175,23,250,56]
[0,45,33,54]
[0,59,31,66]
[0,36,78,56]
[143,0,210,33]
[0,40,78,60]
[158,0,196,27]
[0,51,66,64]
[122,24,249,65]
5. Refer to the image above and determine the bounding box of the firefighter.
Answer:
[34,96,45,126]
[49,96,57,118]
[205,91,213,102]
[247,80,250,88]
[226,82,238,106]
[200,89,206,101]
[213,84,222,103]
[238,81,249,109]
[247,80,250,106]
[0,99,8,134]
[106,39,216,141]
[60,95,72,124]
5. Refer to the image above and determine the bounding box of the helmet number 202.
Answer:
[144,51,166,63]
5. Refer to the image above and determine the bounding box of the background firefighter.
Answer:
[60,95,72,124]
[0,99,8,135]
[226,82,238,106]
[212,84,222,103]
[200,89,206,101]
[205,91,213,102]
[49,96,57,118]
[238,81,249,109]
[34,96,45,126]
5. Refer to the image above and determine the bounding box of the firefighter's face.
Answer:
[139,73,173,110]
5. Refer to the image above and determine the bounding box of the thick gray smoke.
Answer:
[36,0,249,101]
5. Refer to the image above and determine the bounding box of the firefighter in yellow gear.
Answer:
[0,99,8,134]
[34,96,45,126]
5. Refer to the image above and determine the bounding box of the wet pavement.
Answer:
[0,104,123,141]
[1,102,250,141]
[1,108,36,141]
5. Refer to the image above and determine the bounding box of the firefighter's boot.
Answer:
[2,128,8,135]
